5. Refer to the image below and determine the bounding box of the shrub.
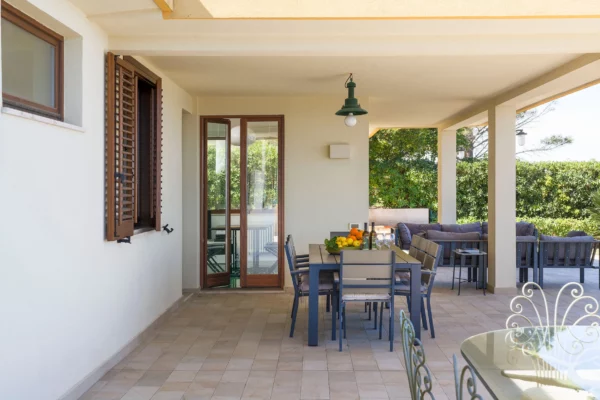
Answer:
[457,216,599,238]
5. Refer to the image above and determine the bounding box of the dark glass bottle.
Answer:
[369,222,375,250]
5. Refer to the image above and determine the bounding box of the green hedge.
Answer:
[371,159,600,222]
[456,161,600,221]
[457,216,600,237]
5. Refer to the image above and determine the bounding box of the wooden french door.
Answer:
[201,116,284,289]
[201,118,232,288]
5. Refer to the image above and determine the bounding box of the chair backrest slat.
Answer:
[340,250,395,296]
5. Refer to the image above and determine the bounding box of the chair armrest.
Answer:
[290,267,310,276]
[333,272,340,283]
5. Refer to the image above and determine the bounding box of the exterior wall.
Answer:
[195,96,370,287]
[0,1,193,399]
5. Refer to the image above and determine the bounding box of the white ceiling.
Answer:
[146,54,577,127]
[61,0,600,128]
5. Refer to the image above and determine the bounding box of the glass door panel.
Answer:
[241,119,281,287]
[204,119,231,288]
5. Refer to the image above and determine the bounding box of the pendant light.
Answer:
[516,129,527,146]
[335,73,367,127]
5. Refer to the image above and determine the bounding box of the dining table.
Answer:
[461,326,600,399]
[307,244,423,346]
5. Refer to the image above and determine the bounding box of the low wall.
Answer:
[369,208,429,226]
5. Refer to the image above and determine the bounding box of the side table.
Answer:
[451,249,487,295]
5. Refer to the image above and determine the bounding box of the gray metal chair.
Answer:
[453,355,483,400]
[337,250,396,352]
[284,240,335,338]
[400,309,435,399]
[396,238,442,338]
[401,310,483,400]
[286,235,332,312]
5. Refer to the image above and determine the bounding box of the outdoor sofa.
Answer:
[396,221,599,287]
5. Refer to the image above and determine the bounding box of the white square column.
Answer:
[488,104,517,294]
[437,129,456,224]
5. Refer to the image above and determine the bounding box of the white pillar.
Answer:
[488,104,517,294]
[437,129,456,224]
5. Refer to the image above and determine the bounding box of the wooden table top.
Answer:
[308,244,421,267]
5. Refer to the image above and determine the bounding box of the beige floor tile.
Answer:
[167,371,198,383]
[77,272,600,400]
[121,386,160,400]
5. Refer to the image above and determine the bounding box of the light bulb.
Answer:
[517,134,526,147]
[344,113,357,127]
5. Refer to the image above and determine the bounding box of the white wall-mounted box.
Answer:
[329,144,351,159]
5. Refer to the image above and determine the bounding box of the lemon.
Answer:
[347,238,354,245]
[353,241,361,247]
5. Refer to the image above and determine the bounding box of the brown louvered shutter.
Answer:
[152,79,163,231]
[106,52,137,241]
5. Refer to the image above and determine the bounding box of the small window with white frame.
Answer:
[1,1,64,120]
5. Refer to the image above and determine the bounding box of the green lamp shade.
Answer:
[335,80,368,116]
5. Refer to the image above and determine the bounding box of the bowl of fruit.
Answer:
[324,228,365,255]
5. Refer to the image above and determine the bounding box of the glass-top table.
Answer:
[461,326,600,399]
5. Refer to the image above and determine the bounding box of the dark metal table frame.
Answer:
[308,244,423,346]
[451,249,487,295]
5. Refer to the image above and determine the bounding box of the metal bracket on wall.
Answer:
[117,236,131,244]
[162,224,174,234]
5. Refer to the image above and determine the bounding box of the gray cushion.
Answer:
[427,231,481,259]
[566,230,588,237]
[540,234,595,264]
[516,221,536,236]
[482,222,488,235]
[404,223,441,237]
[426,230,481,241]
[441,222,482,234]
[516,235,537,242]
[397,223,412,248]
[394,282,428,293]
[482,233,488,241]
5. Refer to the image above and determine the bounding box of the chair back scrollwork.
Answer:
[400,310,435,400]
[453,354,483,400]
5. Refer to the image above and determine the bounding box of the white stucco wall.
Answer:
[0,1,193,398]
[195,96,370,287]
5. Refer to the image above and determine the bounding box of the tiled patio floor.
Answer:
[81,267,600,400]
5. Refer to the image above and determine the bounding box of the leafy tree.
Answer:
[207,139,278,210]
[369,128,438,211]
[590,190,600,229]
[457,102,572,160]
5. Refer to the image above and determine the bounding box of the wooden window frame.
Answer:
[1,1,64,121]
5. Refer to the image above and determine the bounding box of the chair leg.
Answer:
[539,267,544,289]
[389,300,395,352]
[406,296,411,310]
[326,294,331,313]
[379,302,384,340]
[339,303,344,352]
[427,297,435,339]
[364,302,368,313]
[373,302,378,329]
[580,268,585,283]
[332,292,337,341]
[291,295,298,319]
[420,298,428,331]
[343,307,347,339]
[290,294,299,338]
[368,302,372,320]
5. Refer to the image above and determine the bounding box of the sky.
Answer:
[517,84,600,162]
